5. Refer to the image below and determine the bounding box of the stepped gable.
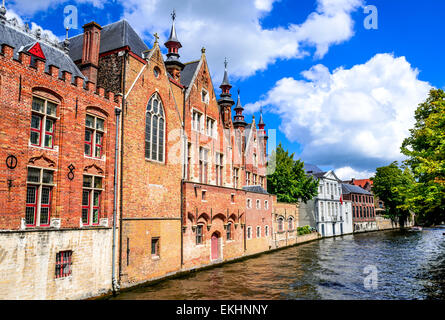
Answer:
[0,22,84,81]
[66,19,149,62]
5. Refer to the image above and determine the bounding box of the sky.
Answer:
[4,0,444,180]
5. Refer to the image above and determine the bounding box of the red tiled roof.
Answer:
[352,179,373,188]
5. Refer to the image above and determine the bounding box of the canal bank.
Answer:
[109,228,445,300]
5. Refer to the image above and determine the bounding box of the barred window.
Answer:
[30,96,57,149]
[215,152,223,186]
[199,147,208,184]
[55,251,72,278]
[25,167,54,227]
[151,237,160,257]
[233,168,239,188]
[278,217,284,232]
[82,175,103,225]
[145,93,165,162]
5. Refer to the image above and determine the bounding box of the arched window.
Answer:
[278,217,284,232]
[145,93,165,162]
[288,217,294,231]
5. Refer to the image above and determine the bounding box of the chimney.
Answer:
[79,21,102,84]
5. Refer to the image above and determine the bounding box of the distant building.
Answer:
[344,178,385,215]
[341,184,377,232]
[303,164,352,237]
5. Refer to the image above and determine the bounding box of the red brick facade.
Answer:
[0,44,118,231]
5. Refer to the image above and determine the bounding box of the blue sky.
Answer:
[5,0,442,179]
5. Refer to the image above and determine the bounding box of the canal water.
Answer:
[112,228,445,300]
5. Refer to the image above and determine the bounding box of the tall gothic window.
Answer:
[145,93,165,162]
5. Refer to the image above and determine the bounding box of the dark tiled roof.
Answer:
[304,163,323,174]
[341,183,371,195]
[67,20,149,62]
[243,186,269,194]
[0,22,84,81]
[181,60,200,87]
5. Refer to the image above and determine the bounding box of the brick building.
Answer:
[344,178,386,215]
[0,7,280,299]
[0,9,120,299]
[341,184,377,232]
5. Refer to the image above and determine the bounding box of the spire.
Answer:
[233,89,247,128]
[221,58,231,87]
[258,106,267,139]
[217,59,235,128]
[164,9,184,80]
[166,10,179,43]
[0,0,6,23]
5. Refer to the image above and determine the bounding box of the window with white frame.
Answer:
[256,226,261,238]
[85,114,105,159]
[233,167,239,188]
[264,200,269,209]
[199,147,208,183]
[265,225,269,236]
[247,198,252,208]
[196,224,204,245]
[247,226,252,239]
[253,174,257,185]
[206,117,215,137]
[201,89,209,104]
[145,93,165,162]
[288,216,294,230]
[215,152,223,186]
[82,175,103,225]
[25,167,55,227]
[30,96,57,149]
[256,199,260,209]
[192,110,203,132]
[246,171,251,185]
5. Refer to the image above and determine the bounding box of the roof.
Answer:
[341,183,372,195]
[0,22,84,81]
[243,186,269,194]
[181,60,200,87]
[304,163,323,174]
[67,20,149,62]
[350,179,373,188]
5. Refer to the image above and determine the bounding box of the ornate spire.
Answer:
[233,89,247,128]
[164,9,184,78]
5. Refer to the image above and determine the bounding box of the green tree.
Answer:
[267,143,318,203]
[401,89,445,225]
[372,162,415,227]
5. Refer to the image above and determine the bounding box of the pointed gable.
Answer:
[27,42,46,60]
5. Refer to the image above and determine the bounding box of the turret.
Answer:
[164,10,185,82]
[217,58,235,128]
[233,89,247,129]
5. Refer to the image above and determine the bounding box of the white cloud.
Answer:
[335,166,375,180]
[5,9,61,42]
[246,53,432,173]
[7,0,106,16]
[120,0,363,81]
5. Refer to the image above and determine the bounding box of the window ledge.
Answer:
[84,155,106,162]
[29,144,59,152]
[151,255,160,260]
[145,158,166,165]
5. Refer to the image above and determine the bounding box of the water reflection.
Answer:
[112,229,445,300]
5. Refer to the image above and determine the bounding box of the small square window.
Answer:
[231,194,235,203]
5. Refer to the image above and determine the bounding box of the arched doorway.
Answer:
[211,232,221,260]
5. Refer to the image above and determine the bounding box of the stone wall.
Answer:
[0,228,112,299]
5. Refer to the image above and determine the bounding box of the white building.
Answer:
[302,164,353,237]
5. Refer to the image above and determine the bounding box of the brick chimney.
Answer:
[79,22,102,84]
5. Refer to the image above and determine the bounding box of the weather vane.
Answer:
[224,57,228,69]
[154,32,159,43]
[171,9,176,22]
